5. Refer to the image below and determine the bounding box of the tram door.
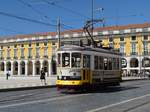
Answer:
[82,55,91,83]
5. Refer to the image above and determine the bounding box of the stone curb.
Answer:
[121,77,149,82]
[0,85,56,92]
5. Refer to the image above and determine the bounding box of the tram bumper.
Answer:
[56,80,83,89]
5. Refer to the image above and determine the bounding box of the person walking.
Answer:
[6,71,10,80]
[40,68,46,85]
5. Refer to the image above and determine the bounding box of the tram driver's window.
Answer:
[83,55,90,68]
[72,53,81,67]
[62,53,70,67]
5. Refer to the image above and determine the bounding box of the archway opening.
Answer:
[130,58,138,67]
[43,60,49,76]
[20,61,25,75]
[13,61,18,75]
[142,57,150,67]
[35,61,40,75]
[28,61,33,75]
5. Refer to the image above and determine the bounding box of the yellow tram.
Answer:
[56,45,122,90]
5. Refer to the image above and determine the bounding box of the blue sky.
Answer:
[0,0,150,37]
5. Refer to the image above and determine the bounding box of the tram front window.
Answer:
[62,53,70,67]
[71,53,81,68]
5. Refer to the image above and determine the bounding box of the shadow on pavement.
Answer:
[61,86,139,94]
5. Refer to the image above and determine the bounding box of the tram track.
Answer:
[0,93,90,109]
[0,88,65,105]
[123,101,150,112]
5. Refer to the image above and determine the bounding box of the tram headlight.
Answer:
[59,75,62,79]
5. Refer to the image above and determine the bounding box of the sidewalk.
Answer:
[0,76,148,92]
[122,76,149,81]
[0,76,57,91]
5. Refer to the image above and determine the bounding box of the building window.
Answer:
[120,43,125,55]
[14,45,17,48]
[29,43,31,47]
[44,42,47,46]
[131,43,136,55]
[21,48,24,58]
[120,37,124,41]
[36,43,39,47]
[14,49,17,58]
[7,49,10,58]
[143,42,148,55]
[143,35,148,40]
[52,42,55,45]
[28,48,32,57]
[109,37,113,42]
[36,47,40,57]
[109,42,114,48]
[44,47,48,56]
[72,41,80,46]
[21,44,24,47]
[131,36,136,41]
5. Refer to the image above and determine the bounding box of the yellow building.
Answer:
[0,22,150,77]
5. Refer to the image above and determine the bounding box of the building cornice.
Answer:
[1,22,150,43]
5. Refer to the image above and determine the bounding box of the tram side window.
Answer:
[104,58,108,70]
[94,56,98,69]
[116,58,120,69]
[108,58,112,70]
[72,53,81,68]
[62,53,70,67]
[99,56,103,70]
[112,58,116,70]
[113,58,119,70]
[83,55,90,68]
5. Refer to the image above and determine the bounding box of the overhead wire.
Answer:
[19,0,77,31]
[0,11,56,27]
[44,0,90,20]
[17,0,50,20]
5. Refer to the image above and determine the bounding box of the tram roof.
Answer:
[58,45,121,55]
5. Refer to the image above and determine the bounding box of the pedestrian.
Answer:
[6,71,10,80]
[40,68,46,85]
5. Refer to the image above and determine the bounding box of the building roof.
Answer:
[94,22,150,31]
[1,22,150,41]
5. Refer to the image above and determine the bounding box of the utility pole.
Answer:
[91,0,94,45]
[57,17,61,49]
